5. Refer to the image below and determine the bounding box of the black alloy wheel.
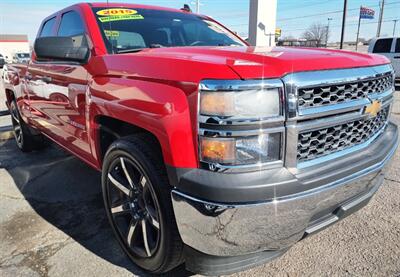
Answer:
[106,156,161,258]
[102,135,184,274]
[10,100,23,148]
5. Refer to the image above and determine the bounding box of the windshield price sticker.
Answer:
[97,9,144,22]
[104,30,120,37]
[97,8,137,16]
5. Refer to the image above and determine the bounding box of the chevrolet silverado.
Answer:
[2,3,398,275]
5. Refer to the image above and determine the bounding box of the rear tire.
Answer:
[102,134,184,274]
[10,100,46,152]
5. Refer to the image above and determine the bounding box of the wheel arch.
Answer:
[94,115,164,166]
[4,88,15,108]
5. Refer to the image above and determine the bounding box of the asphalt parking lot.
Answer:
[0,82,399,276]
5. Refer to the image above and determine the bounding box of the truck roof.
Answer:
[41,2,196,33]
[78,2,187,13]
[42,2,199,23]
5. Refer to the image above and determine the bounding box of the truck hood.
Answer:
[133,46,390,79]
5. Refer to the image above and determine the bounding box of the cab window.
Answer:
[40,17,56,37]
[373,38,393,53]
[58,11,88,48]
[58,11,85,37]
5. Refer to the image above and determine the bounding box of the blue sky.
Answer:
[0,0,399,43]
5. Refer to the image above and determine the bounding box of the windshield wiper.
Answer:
[150,44,164,48]
[117,44,165,53]
[117,48,147,54]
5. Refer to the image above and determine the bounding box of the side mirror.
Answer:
[34,36,90,63]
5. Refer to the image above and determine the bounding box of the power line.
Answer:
[226,1,400,26]
[278,1,399,22]
[280,0,334,11]
[278,17,400,33]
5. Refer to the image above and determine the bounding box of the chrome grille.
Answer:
[298,73,393,108]
[297,107,390,162]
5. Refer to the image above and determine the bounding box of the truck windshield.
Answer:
[92,7,245,54]
[17,53,30,58]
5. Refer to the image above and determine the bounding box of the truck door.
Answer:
[31,10,92,161]
[393,38,400,79]
[25,17,57,124]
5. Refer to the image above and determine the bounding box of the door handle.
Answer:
[41,76,52,83]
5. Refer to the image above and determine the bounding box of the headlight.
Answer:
[200,133,281,166]
[200,86,281,119]
[198,79,284,170]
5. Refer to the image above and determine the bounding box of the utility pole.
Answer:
[195,0,200,13]
[326,18,332,47]
[376,0,385,37]
[355,6,362,51]
[339,0,347,49]
[393,19,398,36]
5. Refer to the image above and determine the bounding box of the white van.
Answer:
[368,37,400,84]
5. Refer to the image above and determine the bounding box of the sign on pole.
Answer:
[275,28,281,38]
[356,6,375,50]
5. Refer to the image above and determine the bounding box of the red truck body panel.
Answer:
[5,2,390,171]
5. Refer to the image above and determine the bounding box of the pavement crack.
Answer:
[384,177,400,184]
[0,237,73,277]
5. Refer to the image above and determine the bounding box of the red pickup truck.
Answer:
[2,3,398,275]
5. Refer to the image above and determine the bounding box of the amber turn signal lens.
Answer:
[200,137,235,164]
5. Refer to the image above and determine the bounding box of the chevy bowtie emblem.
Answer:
[365,100,382,117]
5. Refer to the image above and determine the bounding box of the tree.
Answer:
[302,23,330,47]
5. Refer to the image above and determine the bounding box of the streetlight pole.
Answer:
[393,20,398,36]
[355,6,362,51]
[339,0,348,49]
[376,0,385,37]
[326,18,332,47]
[196,0,200,13]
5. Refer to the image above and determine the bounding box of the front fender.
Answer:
[89,76,199,169]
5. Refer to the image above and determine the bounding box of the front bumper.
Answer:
[171,122,398,271]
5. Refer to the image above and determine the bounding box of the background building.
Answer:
[0,34,30,63]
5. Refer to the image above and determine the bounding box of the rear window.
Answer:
[395,38,400,53]
[373,38,393,53]
[17,53,30,58]
[92,7,245,54]
[40,17,56,37]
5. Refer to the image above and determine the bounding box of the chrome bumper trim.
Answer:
[171,132,397,256]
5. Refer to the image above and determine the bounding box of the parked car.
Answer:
[0,54,5,68]
[369,37,400,84]
[12,52,31,64]
[2,3,399,275]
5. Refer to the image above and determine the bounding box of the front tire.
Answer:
[102,134,184,274]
